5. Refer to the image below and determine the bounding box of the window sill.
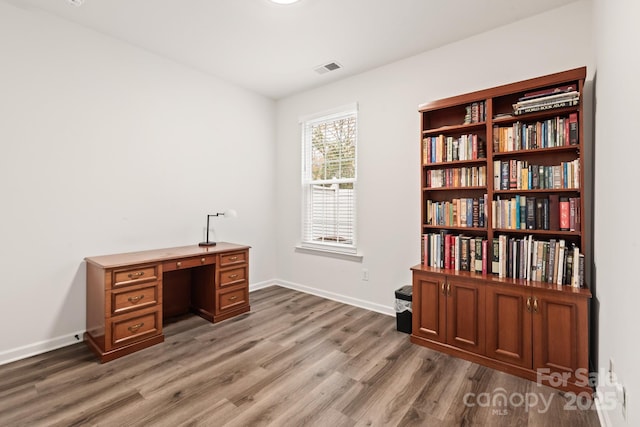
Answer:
[295,245,363,262]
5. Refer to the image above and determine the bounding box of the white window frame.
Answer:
[300,103,358,256]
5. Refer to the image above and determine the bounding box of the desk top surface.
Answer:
[85,242,250,268]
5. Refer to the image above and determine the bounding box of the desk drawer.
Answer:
[163,255,215,272]
[112,265,159,288]
[110,284,159,316]
[219,251,247,267]
[219,266,246,288]
[111,309,161,348]
[217,287,248,313]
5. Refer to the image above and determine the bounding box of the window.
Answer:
[301,104,358,254]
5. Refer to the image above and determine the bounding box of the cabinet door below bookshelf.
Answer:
[485,284,532,368]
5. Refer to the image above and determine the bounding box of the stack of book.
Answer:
[513,85,579,115]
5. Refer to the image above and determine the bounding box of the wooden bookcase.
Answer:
[411,67,592,394]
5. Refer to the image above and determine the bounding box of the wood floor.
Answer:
[0,286,600,426]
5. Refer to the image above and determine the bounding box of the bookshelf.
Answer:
[411,67,592,394]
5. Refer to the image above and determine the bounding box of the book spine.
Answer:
[559,197,570,231]
[569,112,578,145]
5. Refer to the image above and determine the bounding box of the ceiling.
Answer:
[11,0,577,99]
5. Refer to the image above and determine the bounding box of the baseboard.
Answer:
[1,278,394,366]
[595,384,626,427]
[0,330,85,366]
[249,279,278,292]
[273,279,395,317]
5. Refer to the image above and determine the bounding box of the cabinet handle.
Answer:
[526,297,532,312]
[441,282,446,295]
[229,296,237,301]
[447,283,451,296]
[128,271,145,279]
[128,295,144,304]
[128,322,144,333]
[229,256,238,261]
[201,257,206,263]
[176,262,182,268]
[229,274,239,279]
[533,298,539,313]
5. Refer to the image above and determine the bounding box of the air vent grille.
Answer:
[314,61,342,75]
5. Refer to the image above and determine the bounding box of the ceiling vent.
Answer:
[314,61,342,75]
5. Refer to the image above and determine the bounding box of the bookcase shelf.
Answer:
[412,67,592,395]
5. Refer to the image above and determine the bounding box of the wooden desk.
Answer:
[84,243,250,362]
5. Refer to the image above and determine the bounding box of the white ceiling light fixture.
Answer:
[269,0,300,4]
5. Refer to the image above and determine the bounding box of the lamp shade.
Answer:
[224,209,238,218]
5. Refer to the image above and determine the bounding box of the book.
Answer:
[564,246,574,285]
[556,240,566,286]
[548,194,560,231]
[519,196,527,229]
[535,198,544,230]
[460,236,471,271]
[493,160,501,189]
[472,198,479,228]
[492,238,499,274]
[548,239,556,283]
[475,238,483,273]
[526,197,536,230]
[515,90,579,107]
[482,239,488,274]
[521,84,577,100]
[444,234,452,270]
[559,197,570,231]
[572,246,580,288]
[500,161,509,190]
[514,98,579,115]
[569,112,578,145]
[578,253,585,288]
[509,159,518,189]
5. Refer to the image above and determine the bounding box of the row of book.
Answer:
[464,101,486,124]
[421,232,584,287]
[422,134,486,164]
[492,195,581,232]
[425,196,487,228]
[512,85,580,116]
[493,114,578,152]
[494,235,583,287]
[422,232,488,274]
[425,166,487,188]
[493,159,580,191]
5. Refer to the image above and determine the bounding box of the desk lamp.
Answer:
[199,209,237,247]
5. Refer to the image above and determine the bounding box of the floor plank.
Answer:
[0,286,600,426]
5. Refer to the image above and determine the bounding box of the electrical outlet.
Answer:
[362,268,369,281]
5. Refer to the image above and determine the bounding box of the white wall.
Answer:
[0,1,277,363]
[593,0,640,425]
[275,1,594,315]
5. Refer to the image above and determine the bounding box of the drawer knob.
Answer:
[201,257,206,263]
[128,295,144,304]
[128,322,144,333]
[176,262,182,268]
[229,296,237,301]
[128,271,145,279]
[229,274,239,279]
[229,256,238,261]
